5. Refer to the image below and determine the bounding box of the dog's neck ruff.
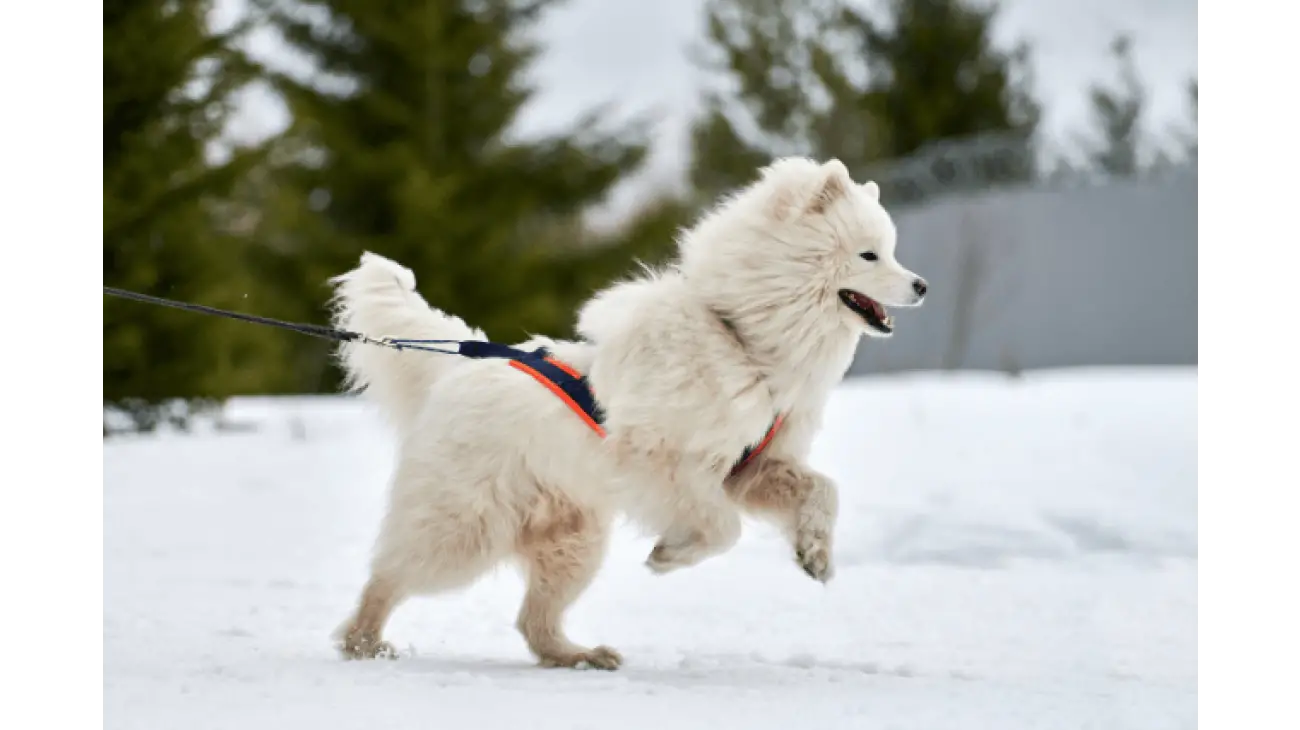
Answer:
[457,340,782,477]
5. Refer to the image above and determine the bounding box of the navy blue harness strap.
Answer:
[455,341,607,432]
[455,340,538,361]
[452,339,775,476]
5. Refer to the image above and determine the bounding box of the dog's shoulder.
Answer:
[580,273,777,457]
[575,274,659,346]
[583,274,760,393]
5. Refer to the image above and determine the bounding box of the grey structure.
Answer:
[848,168,1197,375]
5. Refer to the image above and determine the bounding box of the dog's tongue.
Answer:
[854,292,884,320]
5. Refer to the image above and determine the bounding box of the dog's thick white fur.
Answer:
[329,157,926,670]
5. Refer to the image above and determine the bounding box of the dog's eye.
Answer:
[860,252,878,262]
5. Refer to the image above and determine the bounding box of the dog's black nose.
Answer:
[912,278,928,298]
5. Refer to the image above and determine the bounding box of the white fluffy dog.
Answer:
[329,157,927,670]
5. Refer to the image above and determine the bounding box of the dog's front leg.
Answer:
[725,459,839,583]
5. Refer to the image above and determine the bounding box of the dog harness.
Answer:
[97,286,782,472]
[457,340,782,477]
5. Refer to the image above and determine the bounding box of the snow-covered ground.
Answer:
[104,368,1196,730]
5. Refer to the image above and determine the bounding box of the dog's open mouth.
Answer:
[838,289,893,334]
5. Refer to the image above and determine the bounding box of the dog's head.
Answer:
[679,157,927,339]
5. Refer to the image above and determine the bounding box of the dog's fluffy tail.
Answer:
[330,252,486,433]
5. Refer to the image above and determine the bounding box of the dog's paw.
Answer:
[795,529,834,583]
[646,532,711,574]
[645,541,688,574]
[337,634,399,661]
[646,537,717,574]
[646,514,740,574]
[539,645,623,671]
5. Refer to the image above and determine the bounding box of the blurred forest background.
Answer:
[104,0,1197,432]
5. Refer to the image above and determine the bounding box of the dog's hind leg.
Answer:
[335,574,406,660]
[725,458,839,583]
[640,460,744,574]
[335,461,510,660]
[514,497,620,670]
[644,504,742,575]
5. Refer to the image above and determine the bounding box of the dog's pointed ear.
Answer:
[808,159,852,215]
[862,180,880,201]
[768,186,799,221]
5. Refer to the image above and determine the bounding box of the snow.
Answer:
[104,368,1196,729]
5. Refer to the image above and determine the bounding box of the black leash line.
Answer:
[102,286,460,354]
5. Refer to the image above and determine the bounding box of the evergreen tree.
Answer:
[689,0,1041,205]
[1083,34,1146,178]
[848,0,1040,161]
[689,0,825,200]
[104,0,285,432]
[251,0,668,391]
